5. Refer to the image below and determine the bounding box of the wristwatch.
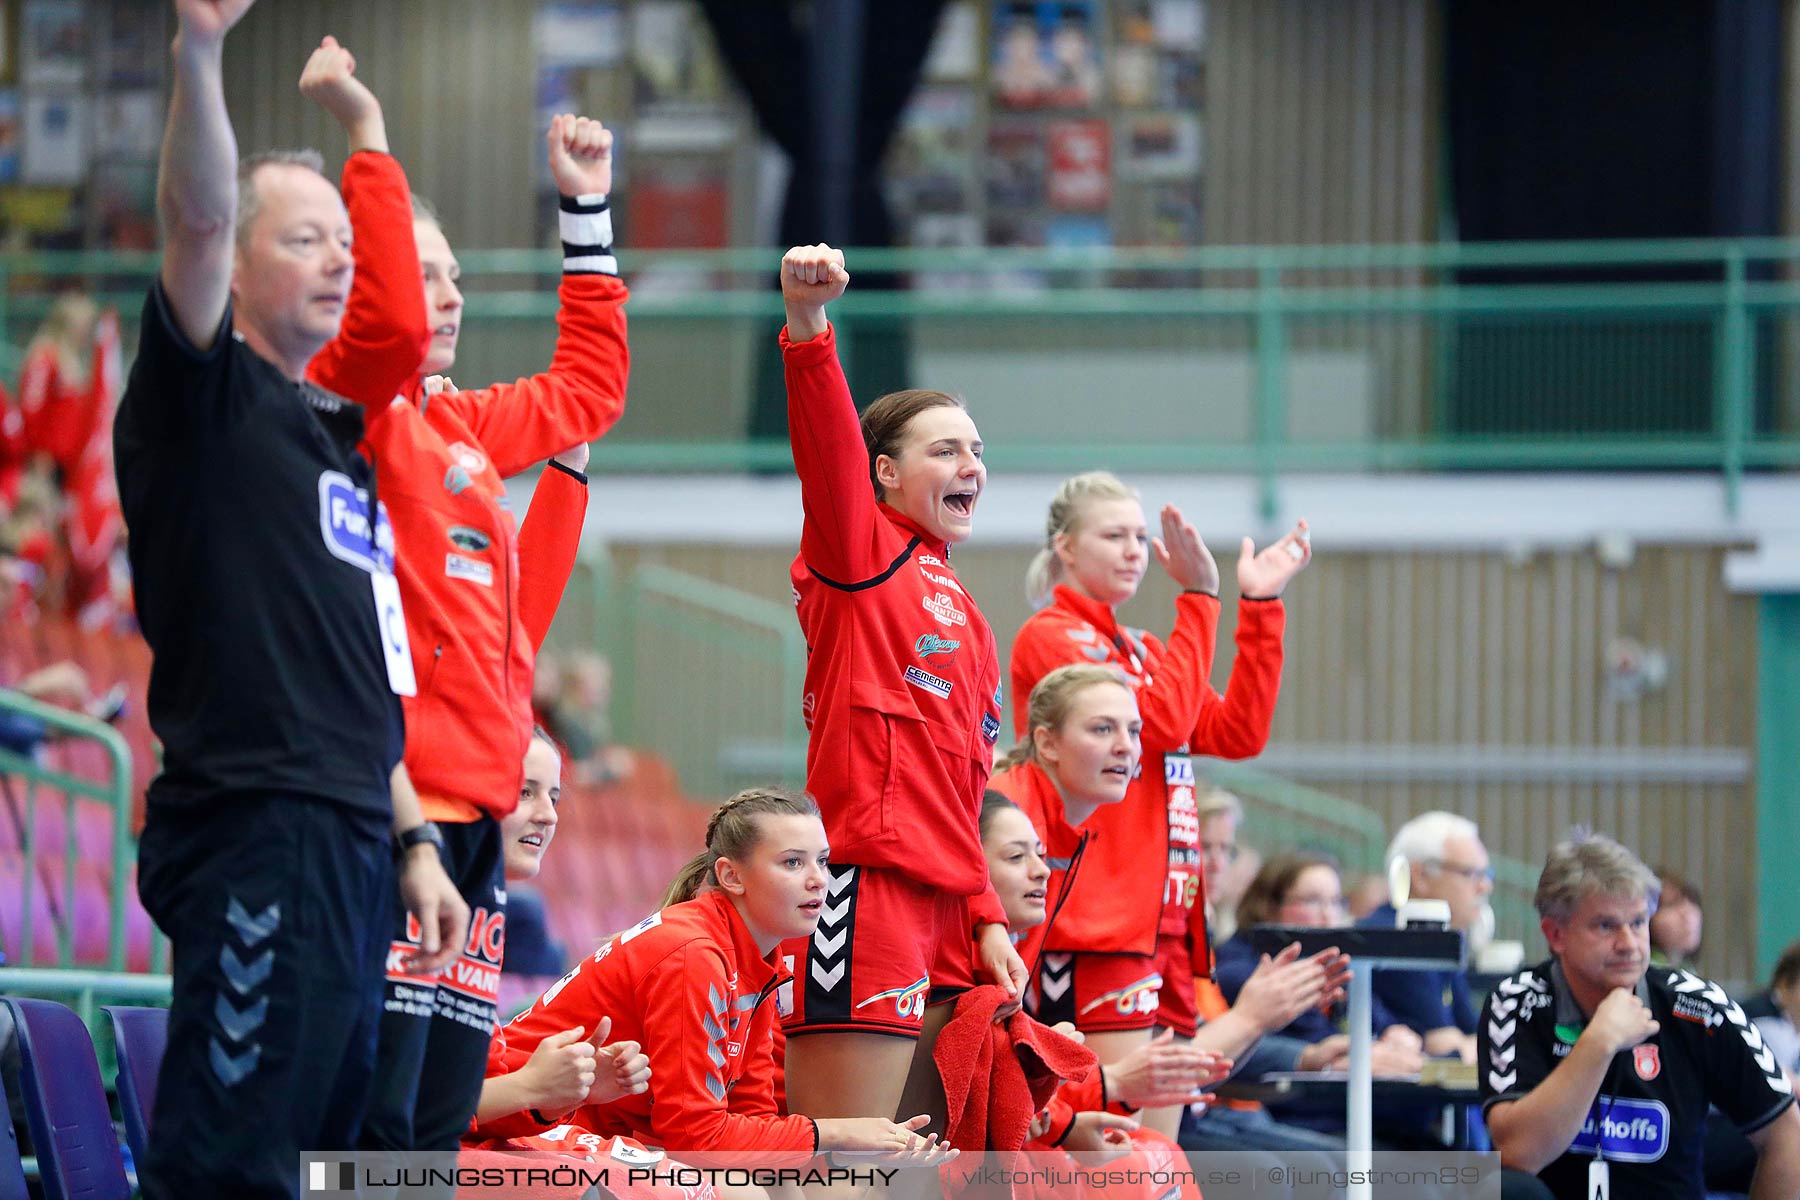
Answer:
[393,820,445,862]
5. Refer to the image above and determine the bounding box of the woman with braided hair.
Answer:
[476,787,954,1165]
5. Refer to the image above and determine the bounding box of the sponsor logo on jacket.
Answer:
[446,554,494,586]
[915,633,961,661]
[445,441,489,475]
[905,665,953,699]
[447,525,491,553]
[922,591,967,628]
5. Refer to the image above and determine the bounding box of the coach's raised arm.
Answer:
[114,5,467,1198]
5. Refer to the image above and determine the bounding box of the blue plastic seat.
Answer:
[3,998,129,1200]
[101,1006,166,1173]
[0,1093,28,1200]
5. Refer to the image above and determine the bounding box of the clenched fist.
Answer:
[1585,988,1660,1056]
[299,36,385,152]
[780,245,848,342]
[547,114,614,199]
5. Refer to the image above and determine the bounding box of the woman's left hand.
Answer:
[1236,519,1312,599]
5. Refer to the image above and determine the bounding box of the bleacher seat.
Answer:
[103,1006,166,1172]
[0,1098,28,1200]
[4,997,130,1200]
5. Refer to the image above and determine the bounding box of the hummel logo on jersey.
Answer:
[1039,954,1073,1003]
[810,867,854,995]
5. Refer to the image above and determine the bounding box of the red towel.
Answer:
[933,984,1098,1151]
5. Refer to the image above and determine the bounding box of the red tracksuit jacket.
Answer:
[307,151,628,824]
[479,890,818,1161]
[1008,585,1285,957]
[784,323,1004,913]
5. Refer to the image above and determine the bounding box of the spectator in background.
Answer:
[11,293,125,622]
[1745,942,1800,1083]
[17,294,118,482]
[534,650,633,786]
[0,660,127,757]
[1197,787,1247,942]
[1215,852,1424,1135]
[1366,811,1493,1063]
[1345,873,1389,923]
[1648,867,1702,967]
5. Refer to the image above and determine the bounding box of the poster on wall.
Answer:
[93,159,157,249]
[533,3,621,67]
[97,90,160,161]
[888,86,974,217]
[103,0,162,86]
[22,90,84,185]
[992,0,1099,110]
[985,120,1045,211]
[630,160,729,248]
[924,2,980,81]
[21,0,83,87]
[0,91,18,183]
[633,0,727,110]
[1046,118,1110,212]
[1120,112,1201,180]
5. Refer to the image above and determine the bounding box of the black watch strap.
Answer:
[393,820,445,862]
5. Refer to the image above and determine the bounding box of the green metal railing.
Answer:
[0,690,138,971]
[607,563,808,800]
[6,238,1799,517]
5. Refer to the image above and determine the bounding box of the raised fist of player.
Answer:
[547,114,614,199]
[173,0,256,45]
[299,36,382,141]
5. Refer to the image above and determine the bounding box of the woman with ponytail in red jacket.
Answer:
[1009,471,1310,1137]
[478,788,954,1169]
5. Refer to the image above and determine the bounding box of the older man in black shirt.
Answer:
[1480,831,1800,1200]
[114,3,466,1197]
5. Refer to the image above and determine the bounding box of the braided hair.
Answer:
[663,786,822,907]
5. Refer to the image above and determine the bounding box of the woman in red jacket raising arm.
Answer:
[1009,471,1310,1138]
[776,244,1027,1135]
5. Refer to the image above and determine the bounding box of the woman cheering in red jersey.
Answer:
[776,244,1027,1137]
[476,788,952,1166]
[1009,471,1310,1138]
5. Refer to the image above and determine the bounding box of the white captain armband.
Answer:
[559,193,617,276]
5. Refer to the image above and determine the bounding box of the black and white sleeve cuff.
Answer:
[559,193,617,276]
[546,458,588,484]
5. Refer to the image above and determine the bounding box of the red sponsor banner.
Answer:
[1047,119,1111,213]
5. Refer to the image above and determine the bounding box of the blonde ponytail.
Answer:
[1025,471,1138,608]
